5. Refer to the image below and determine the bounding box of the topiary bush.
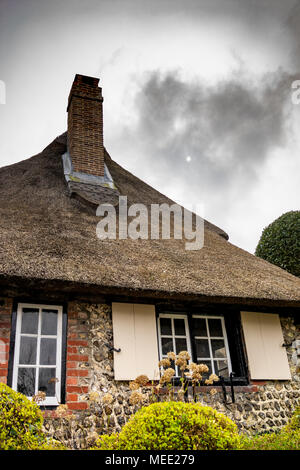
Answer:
[0,383,64,450]
[255,211,300,277]
[91,401,241,450]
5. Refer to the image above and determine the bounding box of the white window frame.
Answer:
[192,315,232,377]
[12,303,63,406]
[157,313,192,377]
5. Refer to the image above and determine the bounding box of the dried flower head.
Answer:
[129,390,145,405]
[198,364,209,374]
[129,381,140,391]
[205,373,219,385]
[175,357,187,371]
[177,389,185,401]
[160,367,175,385]
[167,351,176,361]
[48,377,59,384]
[178,351,191,361]
[159,358,171,368]
[32,391,46,404]
[89,391,99,402]
[102,393,114,405]
[209,388,217,396]
[56,404,69,418]
[135,375,149,387]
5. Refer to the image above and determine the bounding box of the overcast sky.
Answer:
[0,0,300,253]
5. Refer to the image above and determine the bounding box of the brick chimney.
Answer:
[67,74,104,176]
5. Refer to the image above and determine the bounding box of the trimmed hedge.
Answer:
[91,401,241,450]
[255,211,300,277]
[0,383,64,450]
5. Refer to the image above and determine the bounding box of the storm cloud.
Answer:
[116,68,295,218]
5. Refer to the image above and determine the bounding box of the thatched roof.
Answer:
[1,133,300,306]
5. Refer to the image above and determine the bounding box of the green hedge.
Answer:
[255,211,300,277]
[0,383,64,450]
[91,401,241,450]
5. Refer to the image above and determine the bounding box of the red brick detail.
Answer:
[67,369,89,377]
[66,386,89,394]
[66,393,78,402]
[65,302,90,411]
[67,402,89,411]
[66,377,78,385]
[0,298,13,384]
[68,340,88,347]
[67,354,89,362]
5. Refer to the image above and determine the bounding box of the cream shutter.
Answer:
[112,302,159,380]
[241,311,291,380]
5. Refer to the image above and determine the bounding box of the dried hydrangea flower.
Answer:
[159,358,171,368]
[160,367,175,384]
[48,377,59,384]
[89,391,99,402]
[129,381,140,391]
[198,364,209,374]
[167,351,176,361]
[56,404,69,418]
[129,390,145,405]
[177,389,185,401]
[102,393,114,405]
[32,391,46,404]
[175,357,187,371]
[135,375,149,386]
[210,388,217,396]
[178,351,191,361]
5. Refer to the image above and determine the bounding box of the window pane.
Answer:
[174,319,186,336]
[208,319,223,337]
[215,360,229,378]
[17,368,36,396]
[19,336,37,364]
[21,308,39,334]
[40,338,57,365]
[38,368,56,396]
[193,318,207,336]
[211,339,226,359]
[175,338,187,354]
[162,337,173,355]
[160,318,172,335]
[195,338,210,357]
[41,309,58,335]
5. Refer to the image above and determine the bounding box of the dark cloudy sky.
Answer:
[0,0,300,253]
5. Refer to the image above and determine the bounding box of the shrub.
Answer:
[255,211,300,277]
[0,383,64,450]
[91,401,241,450]
[241,406,300,450]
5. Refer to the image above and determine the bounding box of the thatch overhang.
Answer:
[1,133,300,308]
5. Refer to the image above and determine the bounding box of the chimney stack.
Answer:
[67,74,104,176]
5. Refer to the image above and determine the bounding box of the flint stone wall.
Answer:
[43,302,300,449]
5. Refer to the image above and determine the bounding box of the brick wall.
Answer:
[67,74,104,177]
[0,298,12,384]
[65,301,91,410]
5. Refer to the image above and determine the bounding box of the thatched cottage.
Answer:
[0,74,299,448]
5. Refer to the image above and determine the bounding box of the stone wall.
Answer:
[43,302,300,449]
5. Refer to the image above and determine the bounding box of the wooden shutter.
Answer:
[112,303,159,380]
[241,311,291,380]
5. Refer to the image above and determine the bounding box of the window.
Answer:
[157,314,192,376]
[192,315,231,377]
[12,303,63,406]
[157,313,232,379]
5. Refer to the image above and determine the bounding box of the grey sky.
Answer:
[0,0,299,253]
